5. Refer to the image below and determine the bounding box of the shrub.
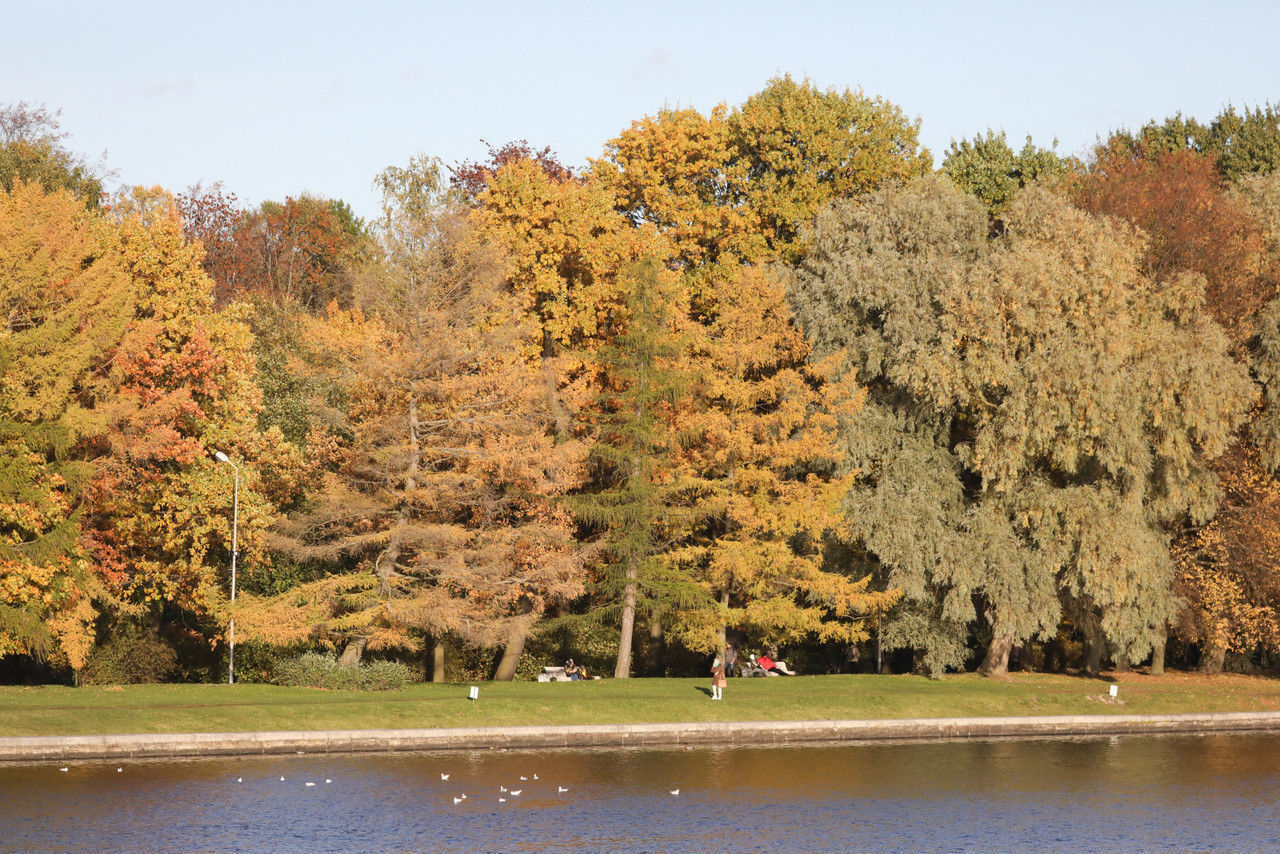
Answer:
[270,652,412,690]
[80,626,178,685]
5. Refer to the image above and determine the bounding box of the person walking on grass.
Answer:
[711,655,726,700]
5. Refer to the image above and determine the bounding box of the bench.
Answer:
[537,666,572,682]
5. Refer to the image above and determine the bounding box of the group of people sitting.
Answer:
[725,645,795,677]
[564,658,591,681]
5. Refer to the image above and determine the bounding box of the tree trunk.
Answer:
[493,629,526,682]
[1150,624,1167,676]
[431,640,446,683]
[615,562,637,678]
[1199,640,1227,675]
[542,353,572,441]
[978,632,1014,677]
[647,614,665,677]
[718,589,729,663]
[338,636,368,667]
[1085,640,1103,677]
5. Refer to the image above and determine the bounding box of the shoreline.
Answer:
[6,711,1280,762]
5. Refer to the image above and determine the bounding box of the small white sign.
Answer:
[1109,684,1118,698]
[468,685,479,701]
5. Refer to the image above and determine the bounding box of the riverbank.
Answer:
[6,711,1280,762]
[6,671,1280,741]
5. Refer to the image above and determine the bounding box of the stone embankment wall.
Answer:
[5,712,1280,762]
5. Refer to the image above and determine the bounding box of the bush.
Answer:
[270,652,412,690]
[80,626,178,685]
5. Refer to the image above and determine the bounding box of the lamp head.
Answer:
[215,451,230,463]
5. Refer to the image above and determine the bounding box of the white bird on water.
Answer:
[510,789,522,797]
[441,772,450,781]
[532,774,539,781]
[305,782,316,787]
[669,789,680,796]
[453,796,464,805]
[280,776,286,782]
[498,797,506,803]
[58,767,68,772]
[558,786,569,793]
[325,779,332,784]
[236,777,243,783]
[520,776,528,781]
[116,768,123,773]
[499,785,507,793]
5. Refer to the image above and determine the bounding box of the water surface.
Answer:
[3,733,1278,851]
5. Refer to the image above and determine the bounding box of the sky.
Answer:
[7,1,1280,223]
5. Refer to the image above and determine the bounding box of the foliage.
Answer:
[449,139,574,203]
[668,265,899,653]
[1074,146,1269,344]
[0,102,105,207]
[0,181,133,669]
[569,257,700,676]
[239,157,586,667]
[78,624,178,685]
[595,76,932,266]
[270,651,413,690]
[789,176,1252,675]
[726,75,931,260]
[84,187,285,636]
[1109,103,1280,183]
[942,130,1078,225]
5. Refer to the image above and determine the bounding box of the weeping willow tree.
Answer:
[788,176,1253,675]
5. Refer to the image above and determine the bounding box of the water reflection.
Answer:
[3,734,1280,851]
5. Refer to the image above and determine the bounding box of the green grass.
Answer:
[4,671,1280,738]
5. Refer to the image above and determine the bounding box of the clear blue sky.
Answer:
[7,1,1279,222]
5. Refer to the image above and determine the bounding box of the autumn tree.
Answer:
[725,75,931,261]
[240,157,586,679]
[0,181,133,672]
[83,187,287,659]
[594,106,765,272]
[595,77,932,267]
[0,102,105,208]
[449,139,574,204]
[789,177,1252,676]
[1074,146,1269,344]
[472,153,672,439]
[667,265,899,658]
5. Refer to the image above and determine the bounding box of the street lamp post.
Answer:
[214,451,239,685]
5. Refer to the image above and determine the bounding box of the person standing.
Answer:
[711,656,726,700]
[725,644,738,678]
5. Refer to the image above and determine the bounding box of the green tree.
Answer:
[0,102,105,208]
[570,258,699,678]
[788,176,1253,675]
[942,130,1077,226]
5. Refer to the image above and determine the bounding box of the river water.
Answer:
[3,733,1279,852]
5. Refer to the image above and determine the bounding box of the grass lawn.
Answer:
[3,670,1280,738]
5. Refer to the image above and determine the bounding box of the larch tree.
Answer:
[240,158,586,679]
[668,265,899,657]
[788,176,1253,676]
[0,181,133,671]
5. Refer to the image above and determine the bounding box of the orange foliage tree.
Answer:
[238,159,587,679]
